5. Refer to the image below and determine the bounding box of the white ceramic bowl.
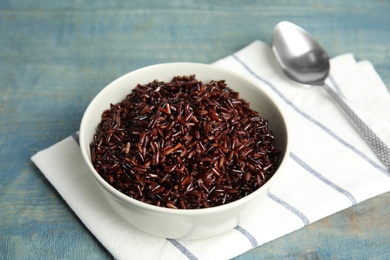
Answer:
[80,62,290,239]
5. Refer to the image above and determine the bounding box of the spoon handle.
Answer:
[322,83,390,171]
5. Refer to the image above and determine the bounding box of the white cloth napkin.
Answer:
[31,40,390,260]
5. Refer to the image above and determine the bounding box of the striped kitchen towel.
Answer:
[31,40,390,260]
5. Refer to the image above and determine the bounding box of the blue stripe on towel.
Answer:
[231,54,388,176]
[167,239,199,260]
[267,191,310,226]
[234,225,258,248]
[290,153,357,205]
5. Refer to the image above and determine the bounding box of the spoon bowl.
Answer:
[272,21,390,171]
[272,21,330,85]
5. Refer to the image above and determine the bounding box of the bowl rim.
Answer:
[79,62,290,216]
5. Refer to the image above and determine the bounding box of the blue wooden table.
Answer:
[1,1,389,259]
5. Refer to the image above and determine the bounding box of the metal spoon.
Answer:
[272,21,390,171]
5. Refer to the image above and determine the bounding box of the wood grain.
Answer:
[1,1,389,259]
